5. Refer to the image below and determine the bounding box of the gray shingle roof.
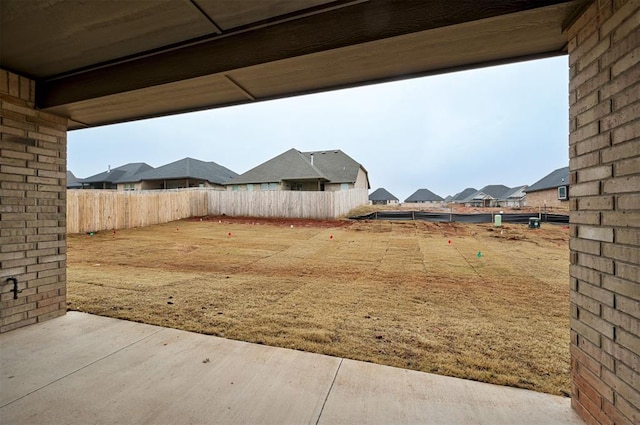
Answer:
[526,167,569,192]
[82,163,153,184]
[451,188,477,202]
[459,185,511,202]
[405,188,443,202]
[66,171,83,188]
[502,185,528,200]
[369,188,398,201]
[227,148,367,186]
[122,157,238,185]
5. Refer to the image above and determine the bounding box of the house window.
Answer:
[340,183,349,190]
[261,183,269,191]
[292,183,303,191]
[124,184,135,191]
[232,185,239,191]
[247,184,254,191]
[269,183,277,190]
[558,186,568,200]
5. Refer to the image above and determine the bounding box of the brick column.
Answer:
[0,69,68,332]
[568,0,639,424]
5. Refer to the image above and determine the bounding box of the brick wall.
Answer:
[0,69,68,333]
[526,188,570,210]
[568,1,639,424]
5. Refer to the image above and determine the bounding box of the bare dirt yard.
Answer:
[67,216,570,396]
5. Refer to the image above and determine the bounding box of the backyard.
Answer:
[67,216,571,396]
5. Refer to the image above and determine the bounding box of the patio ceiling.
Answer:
[0,0,588,130]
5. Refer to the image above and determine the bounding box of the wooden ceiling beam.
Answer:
[37,0,574,109]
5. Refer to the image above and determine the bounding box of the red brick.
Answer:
[571,211,602,225]
[580,195,612,212]
[602,399,635,425]
[601,0,639,36]
[611,2,640,43]
[578,165,613,182]
[570,237,602,255]
[571,151,601,171]
[612,393,640,425]
[572,316,603,346]
[581,37,613,71]
[601,62,640,99]
[601,368,640,409]
[570,121,600,145]
[617,294,640,320]
[600,99,640,131]
[570,90,599,118]
[617,262,640,282]
[604,139,640,161]
[572,396,600,425]
[601,210,640,226]
[571,181,602,197]
[612,80,640,110]
[578,226,614,242]
[579,334,616,371]
[602,243,640,263]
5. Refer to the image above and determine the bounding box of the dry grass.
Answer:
[67,217,571,396]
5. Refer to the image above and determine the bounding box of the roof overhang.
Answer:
[0,0,588,130]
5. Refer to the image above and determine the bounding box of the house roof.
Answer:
[369,188,399,202]
[405,188,443,202]
[451,188,477,202]
[121,157,238,185]
[526,167,569,192]
[227,148,367,187]
[502,185,528,199]
[300,150,366,185]
[460,185,511,202]
[66,170,83,188]
[82,162,153,184]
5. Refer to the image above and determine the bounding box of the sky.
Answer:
[68,56,569,201]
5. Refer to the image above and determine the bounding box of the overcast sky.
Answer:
[68,56,569,201]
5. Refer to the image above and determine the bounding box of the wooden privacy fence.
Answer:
[66,188,368,233]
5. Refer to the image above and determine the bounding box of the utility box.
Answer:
[528,217,541,229]
[494,214,502,227]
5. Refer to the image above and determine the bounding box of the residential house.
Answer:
[450,188,477,203]
[460,185,511,207]
[81,163,153,189]
[525,166,569,209]
[226,148,369,191]
[116,157,237,190]
[66,171,83,189]
[498,185,528,208]
[404,188,444,204]
[369,188,399,205]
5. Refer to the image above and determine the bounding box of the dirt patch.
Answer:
[67,218,570,396]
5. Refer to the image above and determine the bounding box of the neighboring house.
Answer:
[82,163,154,189]
[450,188,477,203]
[369,188,399,205]
[116,157,237,191]
[66,171,83,189]
[226,148,369,191]
[443,195,453,203]
[525,166,570,209]
[461,185,511,207]
[404,188,444,204]
[498,185,528,208]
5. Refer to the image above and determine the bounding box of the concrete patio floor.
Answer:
[1,312,583,425]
